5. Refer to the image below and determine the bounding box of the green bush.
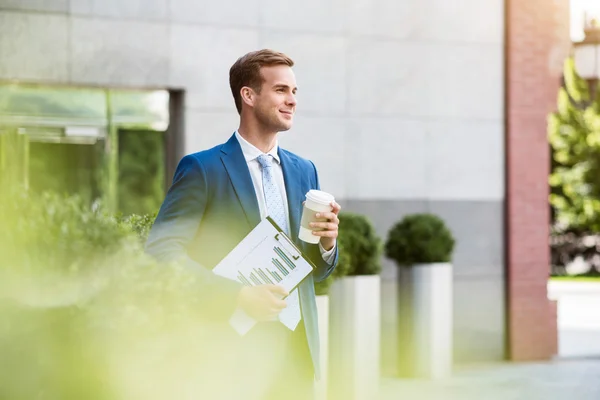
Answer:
[385,213,455,266]
[117,211,157,244]
[314,239,351,295]
[0,189,220,399]
[0,189,138,277]
[314,212,382,295]
[338,212,382,275]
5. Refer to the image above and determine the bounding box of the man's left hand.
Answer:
[310,201,341,251]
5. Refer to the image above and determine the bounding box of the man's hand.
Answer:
[237,284,289,321]
[310,201,341,251]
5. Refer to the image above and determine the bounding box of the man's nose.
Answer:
[286,93,297,107]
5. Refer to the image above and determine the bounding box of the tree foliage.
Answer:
[549,58,600,233]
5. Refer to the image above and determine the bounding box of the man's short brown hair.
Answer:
[229,49,294,114]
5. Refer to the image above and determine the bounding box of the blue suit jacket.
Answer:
[145,133,338,379]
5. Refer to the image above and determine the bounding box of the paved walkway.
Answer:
[379,280,600,399]
[379,358,600,400]
[548,280,600,357]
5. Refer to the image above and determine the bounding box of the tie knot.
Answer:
[257,154,273,169]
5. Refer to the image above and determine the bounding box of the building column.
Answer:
[504,0,570,360]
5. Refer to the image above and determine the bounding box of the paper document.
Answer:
[212,217,314,335]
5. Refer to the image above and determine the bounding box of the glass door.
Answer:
[0,127,29,191]
[0,84,171,213]
[27,135,105,205]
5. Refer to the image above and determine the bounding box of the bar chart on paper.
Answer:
[212,218,314,294]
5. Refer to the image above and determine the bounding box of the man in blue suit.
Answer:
[145,49,340,399]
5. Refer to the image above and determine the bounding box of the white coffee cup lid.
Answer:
[305,189,334,205]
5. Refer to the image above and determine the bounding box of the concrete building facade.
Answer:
[0,0,571,369]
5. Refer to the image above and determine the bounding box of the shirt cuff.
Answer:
[319,241,336,265]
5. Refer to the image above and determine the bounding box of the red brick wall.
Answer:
[505,0,570,360]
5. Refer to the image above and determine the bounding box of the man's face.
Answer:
[252,65,297,132]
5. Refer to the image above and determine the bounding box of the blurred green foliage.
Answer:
[549,58,600,233]
[0,189,133,277]
[0,181,382,397]
[116,212,157,244]
[0,188,213,400]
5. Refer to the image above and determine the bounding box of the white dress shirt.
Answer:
[235,131,336,263]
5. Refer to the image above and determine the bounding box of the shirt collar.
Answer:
[235,130,280,164]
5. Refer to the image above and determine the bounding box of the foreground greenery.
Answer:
[1,187,383,397]
[0,189,237,399]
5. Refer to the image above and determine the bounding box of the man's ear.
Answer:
[241,87,254,108]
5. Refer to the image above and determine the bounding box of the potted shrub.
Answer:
[313,240,350,400]
[385,213,455,379]
[328,212,382,400]
[314,239,351,296]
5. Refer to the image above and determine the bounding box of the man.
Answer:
[145,49,340,400]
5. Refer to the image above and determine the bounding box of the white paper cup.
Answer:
[298,189,335,244]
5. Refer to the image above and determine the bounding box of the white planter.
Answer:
[397,262,453,379]
[315,294,329,400]
[328,275,380,400]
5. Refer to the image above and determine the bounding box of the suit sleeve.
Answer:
[145,154,243,318]
[305,161,338,282]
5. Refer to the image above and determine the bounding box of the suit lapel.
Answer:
[220,134,261,229]
[278,148,304,242]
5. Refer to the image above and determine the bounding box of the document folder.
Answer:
[212,217,315,334]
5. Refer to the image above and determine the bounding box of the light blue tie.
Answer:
[257,154,301,330]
